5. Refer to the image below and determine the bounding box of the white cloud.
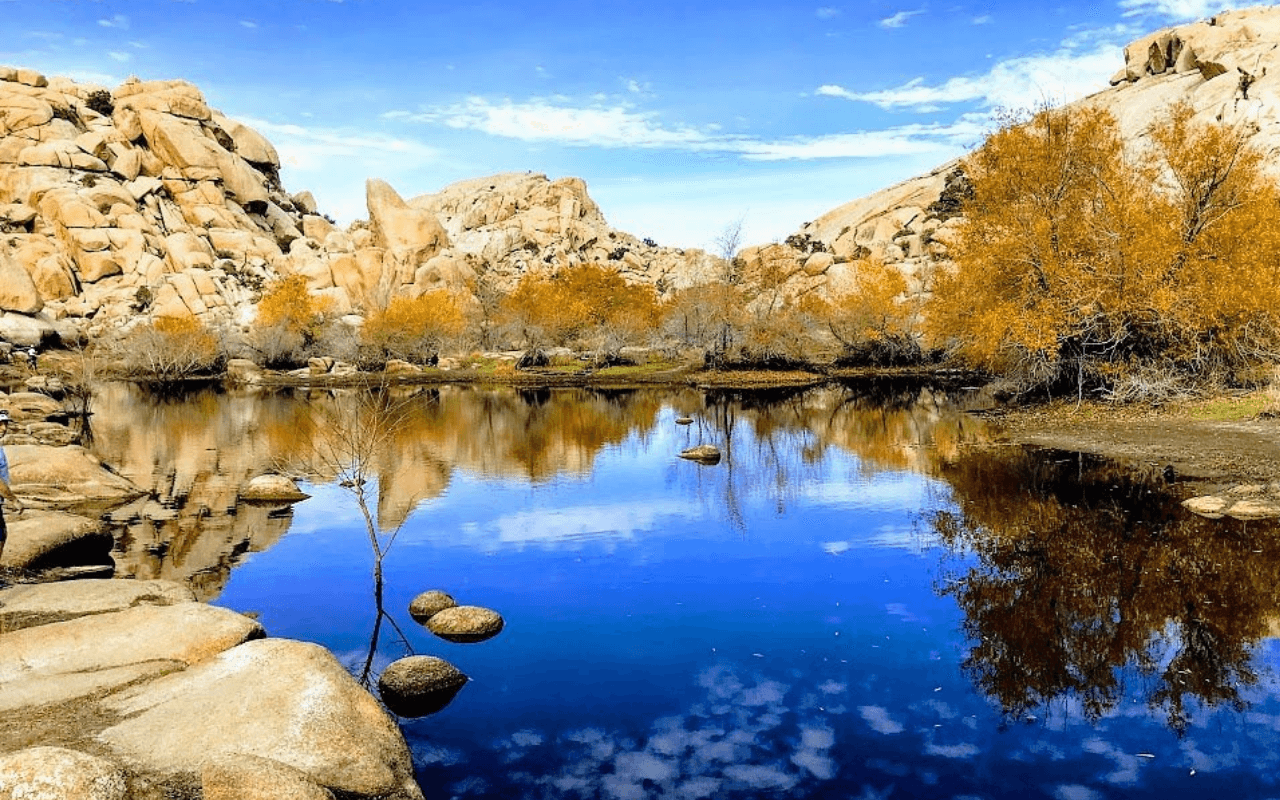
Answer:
[107,51,131,62]
[401,97,971,162]
[880,9,924,28]
[859,705,905,734]
[98,14,129,29]
[816,6,840,19]
[972,14,993,24]
[240,20,258,28]
[817,39,1121,111]
[1118,0,1234,19]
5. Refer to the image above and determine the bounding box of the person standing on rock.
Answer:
[0,410,24,565]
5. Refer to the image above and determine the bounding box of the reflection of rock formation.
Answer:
[88,379,985,597]
[932,448,1280,733]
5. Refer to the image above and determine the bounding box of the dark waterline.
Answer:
[91,381,1280,799]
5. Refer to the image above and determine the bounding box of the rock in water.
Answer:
[240,474,310,503]
[425,605,505,643]
[679,444,721,465]
[408,590,456,623]
[378,656,468,718]
[675,417,694,425]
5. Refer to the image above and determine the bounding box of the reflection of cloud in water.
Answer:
[1081,737,1141,785]
[823,525,942,556]
[413,743,465,768]
[495,664,857,799]
[923,741,980,759]
[478,499,695,550]
[860,705,906,735]
[1053,785,1103,800]
[803,477,936,511]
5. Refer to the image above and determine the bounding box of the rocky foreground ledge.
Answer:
[0,579,424,800]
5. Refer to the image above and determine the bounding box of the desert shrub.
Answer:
[118,314,225,381]
[361,290,470,367]
[499,263,660,354]
[662,282,748,366]
[249,275,334,368]
[926,101,1280,399]
[85,89,115,117]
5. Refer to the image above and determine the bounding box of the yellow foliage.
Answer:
[927,102,1280,395]
[122,313,223,380]
[501,263,660,347]
[256,275,332,344]
[362,290,470,363]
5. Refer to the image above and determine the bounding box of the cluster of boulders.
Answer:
[379,589,504,718]
[0,580,423,799]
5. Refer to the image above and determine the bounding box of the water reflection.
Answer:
[932,448,1280,733]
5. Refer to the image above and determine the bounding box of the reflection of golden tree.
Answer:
[933,448,1280,733]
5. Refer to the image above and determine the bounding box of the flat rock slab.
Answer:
[1183,482,1280,519]
[0,510,110,571]
[98,638,423,800]
[8,445,144,506]
[0,578,195,632]
[0,602,263,684]
[0,746,127,800]
[0,660,184,715]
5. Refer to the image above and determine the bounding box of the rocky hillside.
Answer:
[4,6,1280,347]
[783,5,1280,300]
[0,69,721,348]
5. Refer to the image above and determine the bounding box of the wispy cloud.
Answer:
[107,51,131,62]
[817,38,1120,111]
[98,14,129,29]
[880,9,924,28]
[240,20,258,29]
[816,7,840,19]
[1118,0,1233,19]
[972,14,993,24]
[395,96,972,161]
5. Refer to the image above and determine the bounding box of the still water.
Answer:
[91,381,1280,799]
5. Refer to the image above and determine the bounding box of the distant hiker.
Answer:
[0,410,23,564]
[1238,66,1261,100]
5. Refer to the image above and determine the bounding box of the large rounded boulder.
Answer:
[425,605,504,643]
[377,656,468,718]
[407,590,456,623]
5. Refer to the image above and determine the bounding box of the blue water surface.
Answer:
[201,394,1280,800]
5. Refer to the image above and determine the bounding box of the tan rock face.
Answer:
[0,252,42,313]
[98,638,424,800]
[0,747,127,800]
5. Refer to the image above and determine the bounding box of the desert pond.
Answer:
[90,381,1280,799]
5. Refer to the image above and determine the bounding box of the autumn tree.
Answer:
[927,102,1280,399]
[821,257,923,366]
[249,274,335,368]
[499,263,660,360]
[360,289,471,367]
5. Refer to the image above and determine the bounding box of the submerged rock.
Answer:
[408,590,456,623]
[425,605,505,643]
[377,655,468,718]
[1184,483,1280,520]
[679,444,721,464]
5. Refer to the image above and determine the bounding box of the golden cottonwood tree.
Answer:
[361,289,470,365]
[251,274,335,368]
[500,263,660,353]
[928,102,1280,398]
[822,258,922,365]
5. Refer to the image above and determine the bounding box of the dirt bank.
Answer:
[989,393,1280,486]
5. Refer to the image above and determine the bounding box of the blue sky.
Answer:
[0,0,1245,248]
